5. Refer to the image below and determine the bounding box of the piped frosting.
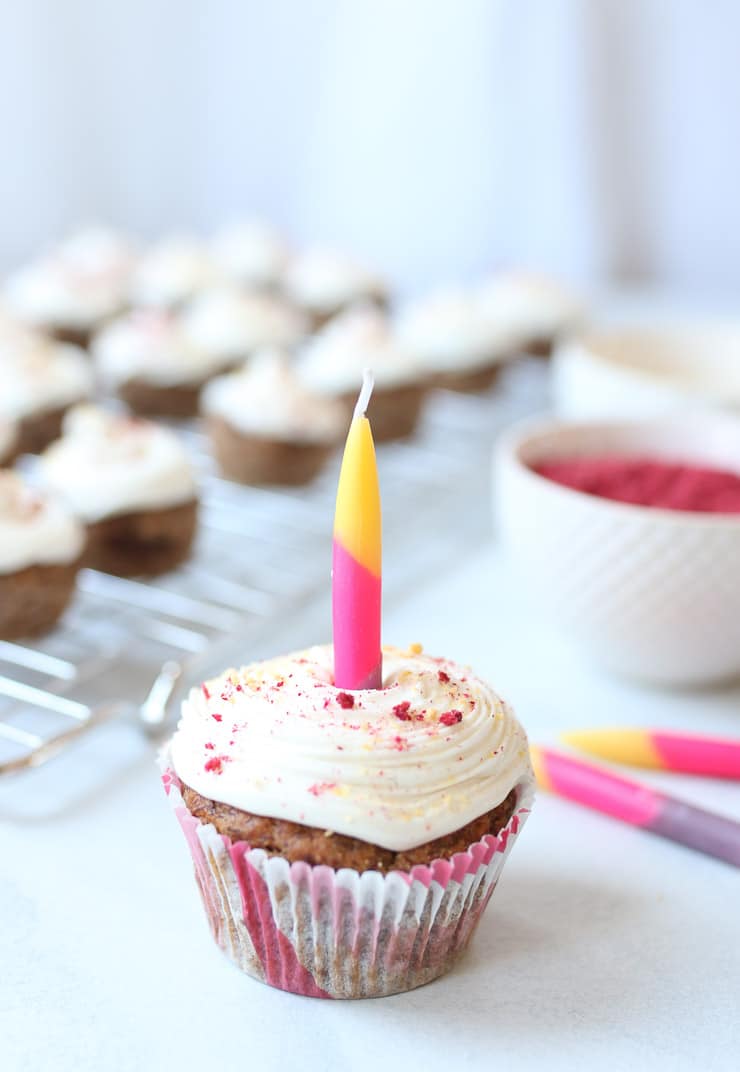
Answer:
[170,644,532,852]
[0,471,85,574]
[93,309,225,387]
[202,349,346,442]
[182,287,308,361]
[0,338,93,421]
[284,249,386,316]
[39,405,198,522]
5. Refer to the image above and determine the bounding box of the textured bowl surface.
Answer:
[495,415,740,685]
[553,324,740,420]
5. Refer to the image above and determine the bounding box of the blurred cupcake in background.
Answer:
[211,218,289,291]
[39,406,199,577]
[0,334,94,454]
[128,236,216,310]
[478,270,585,358]
[202,349,345,486]
[93,309,228,418]
[298,305,427,441]
[181,286,308,368]
[283,247,387,329]
[397,287,515,393]
[2,227,135,347]
[0,471,85,639]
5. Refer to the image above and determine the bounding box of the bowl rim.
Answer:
[554,321,740,403]
[496,413,740,528]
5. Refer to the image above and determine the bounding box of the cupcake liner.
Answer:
[162,757,534,999]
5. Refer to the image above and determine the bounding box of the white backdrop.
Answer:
[1,0,739,294]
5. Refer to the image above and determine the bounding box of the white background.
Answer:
[2,0,740,294]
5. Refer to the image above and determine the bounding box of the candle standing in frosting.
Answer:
[332,370,382,690]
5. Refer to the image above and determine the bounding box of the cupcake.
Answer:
[478,271,585,358]
[211,219,289,290]
[202,350,345,486]
[162,644,534,998]
[283,248,387,329]
[0,334,94,455]
[0,419,19,467]
[128,237,216,310]
[92,309,228,418]
[2,227,134,347]
[298,306,427,441]
[39,406,198,577]
[0,471,85,638]
[181,287,308,369]
[397,288,515,393]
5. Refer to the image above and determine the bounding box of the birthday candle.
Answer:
[561,729,740,780]
[332,370,382,690]
[530,745,740,868]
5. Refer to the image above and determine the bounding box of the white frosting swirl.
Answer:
[39,405,198,522]
[297,305,422,393]
[478,271,585,343]
[3,255,125,331]
[211,220,289,288]
[0,471,84,574]
[397,288,512,373]
[181,287,307,361]
[283,249,386,316]
[128,238,216,309]
[170,644,532,852]
[0,339,93,421]
[202,349,346,442]
[93,310,226,387]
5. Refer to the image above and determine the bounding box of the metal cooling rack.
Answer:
[0,360,549,778]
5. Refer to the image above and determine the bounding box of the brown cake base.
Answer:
[336,381,427,443]
[16,403,80,456]
[207,417,335,486]
[181,781,518,874]
[84,499,198,576]
[523,337,554,359]
[430,362,502,394]
[47,325,94,349]
[0,559,81,638]
[117,376,213,419]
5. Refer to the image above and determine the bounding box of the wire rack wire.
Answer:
[0,360,549,779]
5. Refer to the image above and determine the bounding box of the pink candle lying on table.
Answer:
[530,745,740,868]
[332,370,382,690]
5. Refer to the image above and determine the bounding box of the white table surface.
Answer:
[3,537,740,1072]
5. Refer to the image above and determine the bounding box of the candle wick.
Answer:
[353,368,375,420]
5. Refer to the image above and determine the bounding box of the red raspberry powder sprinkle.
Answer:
[201,684,210,700]
[440,710,463,726]
[438,670,450,683]
[204,756,224,774]
[211,713,222,722]
[336,691,355,709]
[204,742,215,750]
[393,701,412,721]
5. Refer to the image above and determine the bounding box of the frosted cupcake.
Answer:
[202,350,345,485]
[297,306,427,441]
[93,309,228,418]
[283,248,387,329]
[478,271,585,358]
[39,406,198,576]
[181,287,308,369]
[211,219,289,290]
[0,335,94,455]
[162,643,534,998]
[128,237,216,310]
[397,288,515,393]
[0,471,85,638]
[3,227,135,347]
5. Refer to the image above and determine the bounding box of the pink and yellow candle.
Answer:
[332,371,382,690]
[530,745,740,868]
[561,729,740,780]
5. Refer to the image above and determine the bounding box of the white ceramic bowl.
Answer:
[553,324,740,419]
[495,414,740,686]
